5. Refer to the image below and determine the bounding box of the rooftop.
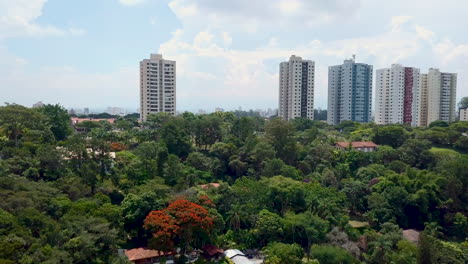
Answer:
[124,248,172,261]
[336,141,378,148]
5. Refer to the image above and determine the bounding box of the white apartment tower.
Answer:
[327,56,373,125]
[419,68,457,126]
[279,55,315,120]
[140,54,176,121]
[375,64,420,126]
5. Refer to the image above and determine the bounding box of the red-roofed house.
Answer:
[335,141,378,152]
[124,248,174,264]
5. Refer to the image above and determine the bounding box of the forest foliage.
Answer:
[0,103,467,264]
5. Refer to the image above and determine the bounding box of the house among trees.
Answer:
[124,248,174,264]
[201,244,224,261]
[335,141,378,152]
[225,249,255,264]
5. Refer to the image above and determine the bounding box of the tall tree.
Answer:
[38,104,72,141]
[144,199,213,253]
[265,118,297,164]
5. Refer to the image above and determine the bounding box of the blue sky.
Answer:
[1,0,467,112]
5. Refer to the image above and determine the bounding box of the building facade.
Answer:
[139,54,176,121]
[460,108,468,121]
[419,68,457,126]
[278,55,315,120]
[375,64,420,126]
[327,56,373,125]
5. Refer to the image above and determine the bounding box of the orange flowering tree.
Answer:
[144,199,213,252]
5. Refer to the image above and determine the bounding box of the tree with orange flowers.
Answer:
[144,199,213,253]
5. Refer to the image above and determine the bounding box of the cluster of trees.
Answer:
[0,102,467,264]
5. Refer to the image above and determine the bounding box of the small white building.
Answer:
[225,249,255,264]
[460,108,468,121]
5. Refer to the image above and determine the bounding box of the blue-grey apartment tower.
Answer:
[327,55,373,125]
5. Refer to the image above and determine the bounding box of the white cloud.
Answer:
[0,0,86,38]
[118,0,145,6]
[222,32,232,46]
[414,25,435,41]
[276,0,302,15]
[390,15,412,32]
[155,13,468,110]
[433,39,468,66]
[168,0,362,32]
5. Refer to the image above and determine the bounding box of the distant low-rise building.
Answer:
[71,117,116,125]
[124,248,174,264]
[225,249,255,264]
[460,108,468,121]
[335,141,378,152]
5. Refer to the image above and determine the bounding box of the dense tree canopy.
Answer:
[0,103,467,263]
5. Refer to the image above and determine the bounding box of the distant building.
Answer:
[140,54,176,122]
[124,248,174,264]
[419,68,457,126]
[215,107,224,112]
[201,245,224,261]
[375,64,420,126]
[335,141,378,152]
[225,249,255,264]
[71,117,116,125]
[327,55,373,125]
[279,55,315,120]
[83,108,90,115]
[32,101,44,108]
[460,108,468,121]
[106,107,124,115]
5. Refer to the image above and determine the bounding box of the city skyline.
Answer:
[1,0,467,112]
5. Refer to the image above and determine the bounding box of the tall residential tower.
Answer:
[375,64,420,126]
[140,54,176,121]
[278,55,315,120]
[327,56,373,125]
[419,68,457,126]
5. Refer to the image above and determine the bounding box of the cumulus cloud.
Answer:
[414,25,435,41]
[0,0,86,38]
[390,15,412,32]
[168,0,362,32]
[118,0,146,6]
[156,16,443,110]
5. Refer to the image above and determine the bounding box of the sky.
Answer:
[1,0,467,112]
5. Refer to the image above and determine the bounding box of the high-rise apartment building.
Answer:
[278,55,315,120]
[375,64,420,126]
[419,68,457,126]
[140,54,176,121]
[327,56,373,125]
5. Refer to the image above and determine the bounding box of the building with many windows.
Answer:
[278,55,315,120]
[327,56,373,125]
[375,64,420,126]
[139,54,176,121]
[419,68,457,126]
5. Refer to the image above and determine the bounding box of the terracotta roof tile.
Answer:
[336,141,378,148]
[124,248,172,261]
